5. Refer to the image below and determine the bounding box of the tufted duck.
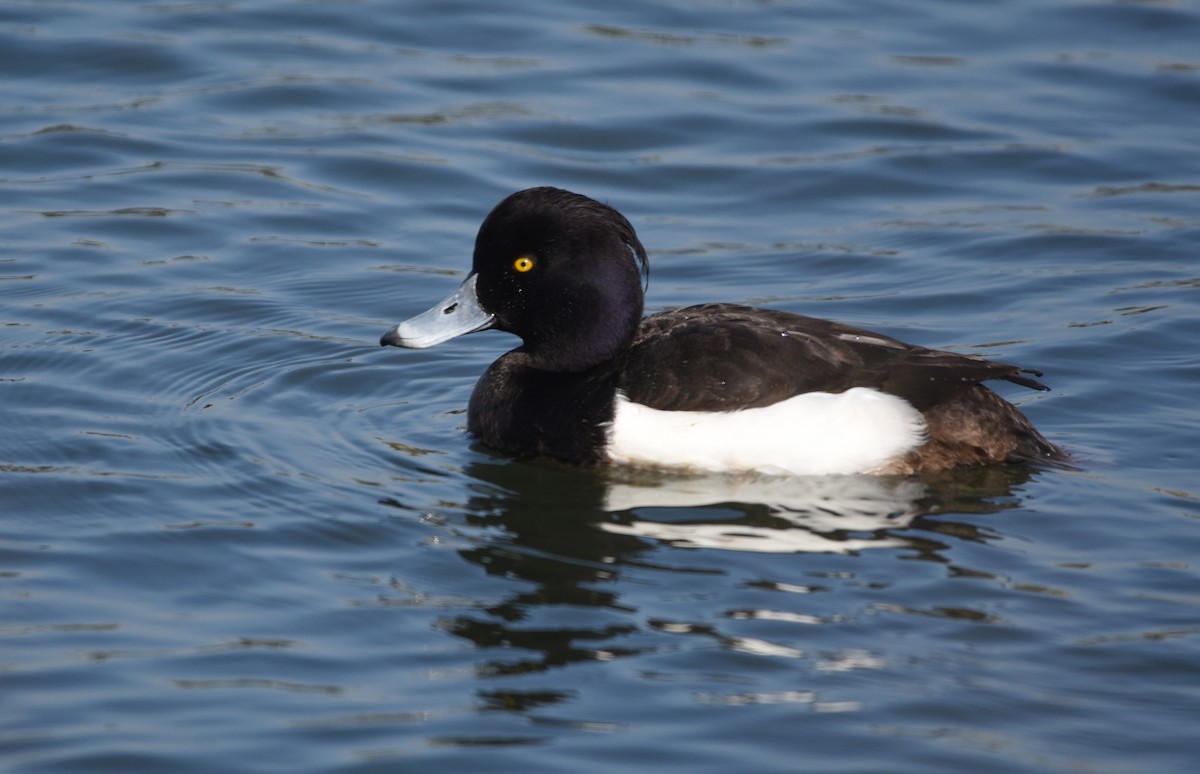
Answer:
[380,187,1066,476]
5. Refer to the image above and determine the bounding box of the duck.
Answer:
[380,186,1066,476]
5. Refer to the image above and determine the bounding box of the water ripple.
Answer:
[4,0,1200,772]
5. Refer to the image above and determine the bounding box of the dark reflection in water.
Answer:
[445,461,650,679]
[383,458,1046,679]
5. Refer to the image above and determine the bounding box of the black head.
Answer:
[471,187,649,371]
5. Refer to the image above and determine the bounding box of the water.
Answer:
[3,0,1199,771]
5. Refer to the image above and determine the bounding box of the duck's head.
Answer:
[381,187,649,371]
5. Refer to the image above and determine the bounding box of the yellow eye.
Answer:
[513,256,535,273]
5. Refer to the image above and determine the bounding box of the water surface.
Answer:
[3,1,1199,771]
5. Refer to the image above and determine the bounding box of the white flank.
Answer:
[606,387,926,476]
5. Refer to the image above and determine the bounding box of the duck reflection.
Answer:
[411,456,1042,679]
[600,472,926,553]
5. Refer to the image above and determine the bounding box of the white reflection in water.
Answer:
[599,473,926,554]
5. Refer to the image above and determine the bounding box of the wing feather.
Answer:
[617,304,1048,412]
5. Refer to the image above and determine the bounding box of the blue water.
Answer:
[3,0,1200,771]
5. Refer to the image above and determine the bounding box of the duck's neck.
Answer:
[522,284,643,372]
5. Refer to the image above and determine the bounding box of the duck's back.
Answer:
[615,304,1064,473]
